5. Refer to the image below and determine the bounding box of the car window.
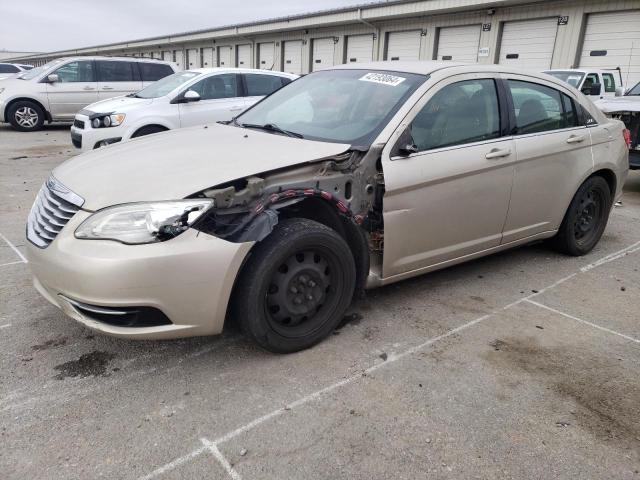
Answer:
[584,73,599,87]
[139,63,174,82]
[96,61,134,82]
[189,74,239,100]
[545,71,585,88]
[244,74,285,96]
[508,80,574,134]
[53,61,96,83]
[0,64,19,73]
[601,73,616,93]
[560,93,578,127]
[411,79,500,152]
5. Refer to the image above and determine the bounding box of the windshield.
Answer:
[20,59,66,80]
[235,69,427,145]
[134,71,202,98]
[627,82,640,96]
[545,71,585,88]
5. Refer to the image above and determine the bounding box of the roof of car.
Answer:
[187,67,298,77]
[330,61,467,75]
[59,56,174,64]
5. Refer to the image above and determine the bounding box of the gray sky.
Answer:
[0,0,368,53]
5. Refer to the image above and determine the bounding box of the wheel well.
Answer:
[590,169,616,197]
[132,124,169,137]
[5,97,51,123]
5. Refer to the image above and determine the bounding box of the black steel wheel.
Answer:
[233,218,356,353]
[552,175,612,256]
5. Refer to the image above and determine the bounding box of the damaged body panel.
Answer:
[598,92,640,169]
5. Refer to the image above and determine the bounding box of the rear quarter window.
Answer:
[139,63,174,82]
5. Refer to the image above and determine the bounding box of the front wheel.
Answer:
[552,176,612,256]
[233,218,356,353]
[8,101,45,132]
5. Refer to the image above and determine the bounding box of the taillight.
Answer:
[623,128,631,148]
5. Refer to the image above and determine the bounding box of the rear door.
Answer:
[178,73,244,127]
[96,60,141,100]
[501,77,593,242]
[381,75,515,277]
[46,60,98,119]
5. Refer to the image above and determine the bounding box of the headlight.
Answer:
[75,199,213,244]
[90,113,126,128]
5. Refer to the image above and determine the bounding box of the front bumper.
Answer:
[27,211,253,339]
[71,114,125,153]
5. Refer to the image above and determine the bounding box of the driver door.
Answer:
[381,75,516,278]
[178,73,246,127]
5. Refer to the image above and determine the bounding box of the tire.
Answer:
[233,218,356,353]
[552,176,612,256]
[131,125,167,138]
[7,100,45,132]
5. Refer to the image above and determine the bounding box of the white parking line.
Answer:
[0,260,25,268]
[0,324,12,329]
[0,232,28,264]
[128,239,640,479]
[201,438,242,480]
[525,299,640,345]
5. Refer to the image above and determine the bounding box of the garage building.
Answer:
[12,0,640,87]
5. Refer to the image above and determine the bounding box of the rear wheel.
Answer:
[233,218,356,353]
[131,125,168,138]
[552,176,612,256]
[8,101,45,132]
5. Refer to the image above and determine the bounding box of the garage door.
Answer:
[283,40,303,74]
[218,46,232,67]
[201,47,215,68]
[237,44,252,68]
[174,50,184,69]
[346,34,374,63]
[578,10,640,87]
[437,25,481,62]
[312,38,335,71]
[386,30,422,61]
[499,18,558,70]
[162,51,172,62]
[186,49,200,68]
[258,42,275,70]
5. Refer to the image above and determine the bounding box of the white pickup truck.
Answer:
[544,68,625,105]
[598,81,640,170]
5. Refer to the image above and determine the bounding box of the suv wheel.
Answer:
[8,101,45,132]
[233,218,356,353]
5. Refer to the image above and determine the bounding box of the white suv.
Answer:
[70,68,298,152]
[0,63,33,80]
[0,56,179,131]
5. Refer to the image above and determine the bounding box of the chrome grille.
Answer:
[27,176,84,248]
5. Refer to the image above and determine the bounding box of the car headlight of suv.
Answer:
[75,199,214,244]
[91,113,126,128]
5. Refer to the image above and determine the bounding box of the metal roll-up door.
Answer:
[237,44,252,67]
[258,42,275,70]
[579,10,640,87]
[201,47,215,67]
[174,50,184,69]
[386,30,422,61]
[499,18,558,70]
[283,40,303,74]
[186,48,200,68]
[436,25,481,62]
[312,38,335,71]
[162,51,172,62]
[346,34,374,63]
[218,46,232,67]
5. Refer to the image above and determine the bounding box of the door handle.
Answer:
[83,86,95,91]
[230,106,243,111]
[566,135,585,144]
[485,148,511,159]
[102,86,114,90]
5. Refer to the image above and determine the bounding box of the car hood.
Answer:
[53,123,351,211]
[598,96,640,113]
[81,95,155,114]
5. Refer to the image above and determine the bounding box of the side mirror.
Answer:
[582,82,602,96]
[183,90,201,102]
[46,74,59,83]
[615,86,625,97]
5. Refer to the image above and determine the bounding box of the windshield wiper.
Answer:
[240,122,304,139]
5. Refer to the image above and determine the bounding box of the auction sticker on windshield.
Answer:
[359,72,406,86]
